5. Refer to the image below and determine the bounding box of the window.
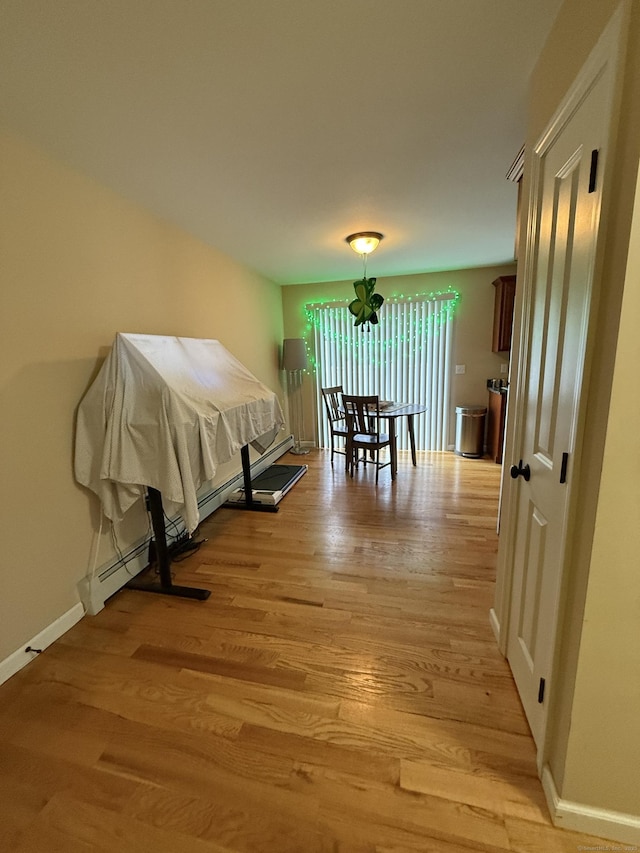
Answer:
[309,292,458,452]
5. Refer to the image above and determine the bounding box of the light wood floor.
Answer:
[0,450,614,852]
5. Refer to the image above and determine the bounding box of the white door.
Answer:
[506,25,619,747]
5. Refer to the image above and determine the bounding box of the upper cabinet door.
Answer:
[492,275,516,353]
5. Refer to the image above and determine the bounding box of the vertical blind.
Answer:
[311,294,457,452]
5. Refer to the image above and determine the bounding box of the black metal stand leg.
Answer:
[148,486,173,587]
[241,444,254,508]
[224,444,279,513]
[126,487,211,600]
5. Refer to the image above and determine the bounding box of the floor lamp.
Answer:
[282,338,309,455]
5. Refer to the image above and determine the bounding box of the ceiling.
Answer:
[0,1,563,285]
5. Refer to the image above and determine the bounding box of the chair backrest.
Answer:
[321,385,344,424]
[342,394,381,438]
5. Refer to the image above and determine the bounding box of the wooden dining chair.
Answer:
[342,394,395,483]
[321,385,348,465]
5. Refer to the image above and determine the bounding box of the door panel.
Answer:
[535,160,581,460]
[507,64,613,746]
[517,503,547,671]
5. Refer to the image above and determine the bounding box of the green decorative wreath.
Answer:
[348,277,384,328]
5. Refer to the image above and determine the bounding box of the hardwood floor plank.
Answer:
[289,762,512,850]
[321,806,512,853]
[238,722,401,784]
[504,815,614,853]
[97,717,296,793]
[19,645,245,740]
[14,791,234,853]
[0,740,152,834]
[229,594,352,624]
[0,450,617,851]
[120,784,336,853]
[0,774,48,852]
[131,643,307,689]
[400,760,550,823]
[338,698,538,766]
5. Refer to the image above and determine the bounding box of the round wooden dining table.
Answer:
[377,403,427,474]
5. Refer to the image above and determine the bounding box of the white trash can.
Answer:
[455,406,486,458]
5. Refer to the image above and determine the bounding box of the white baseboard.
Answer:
[488,607,502,646]
[79,435,294,615]
[542,764,640,846]
[0,602,84,687]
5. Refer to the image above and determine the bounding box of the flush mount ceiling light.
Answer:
[344,231,385,330]
[345,231,383,255]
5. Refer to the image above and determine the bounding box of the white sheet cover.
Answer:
[75,333,284,531]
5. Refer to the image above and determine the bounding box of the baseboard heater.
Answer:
[79,435,294,615]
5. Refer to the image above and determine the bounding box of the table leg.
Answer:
[407,415,417,466]
[389,419,397,479]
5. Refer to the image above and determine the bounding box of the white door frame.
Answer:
[491,3,625,766]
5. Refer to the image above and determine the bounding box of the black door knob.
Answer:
[510,460,531,481]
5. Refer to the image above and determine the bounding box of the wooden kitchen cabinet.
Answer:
[492,275,516,353]
[487,389,507,464]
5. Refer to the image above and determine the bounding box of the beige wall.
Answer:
[563,150,640,816]
[496,0,640,829]
[281,263,516,448]
[0,131,286,661]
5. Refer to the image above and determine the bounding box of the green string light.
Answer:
[301,288,460,372]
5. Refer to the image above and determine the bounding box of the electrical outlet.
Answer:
[455,364,466,374]
[500,363,508,374]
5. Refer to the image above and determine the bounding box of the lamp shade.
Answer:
[282,338,307,371]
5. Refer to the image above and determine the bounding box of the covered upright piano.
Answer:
[74,333,285,599]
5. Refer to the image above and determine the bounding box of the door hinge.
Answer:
[560,452,569,484]
[538,677,546,704]
[588,149,599,193]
